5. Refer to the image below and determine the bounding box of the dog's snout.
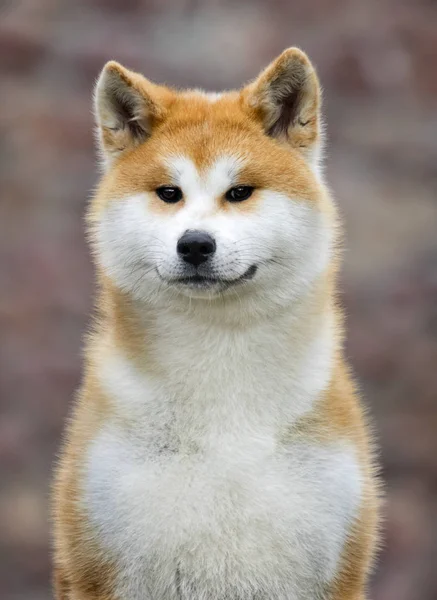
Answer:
[177,231,216,267]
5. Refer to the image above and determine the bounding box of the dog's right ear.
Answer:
[94,61,168,167]
[243,48,323,169]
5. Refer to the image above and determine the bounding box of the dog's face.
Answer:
[90,49,335,311]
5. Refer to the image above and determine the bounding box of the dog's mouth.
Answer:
[165,264,258,290]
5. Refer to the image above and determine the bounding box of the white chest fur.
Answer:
[83,314,362,600]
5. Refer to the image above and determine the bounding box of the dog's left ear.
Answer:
[94,61,169,167]
[243,48,323,166]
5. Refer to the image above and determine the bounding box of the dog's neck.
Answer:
[102,271,335,357]
[91,274,337,432]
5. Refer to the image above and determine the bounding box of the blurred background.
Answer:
[1,0,437,599]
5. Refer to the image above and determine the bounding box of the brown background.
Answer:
[1,1,437,599]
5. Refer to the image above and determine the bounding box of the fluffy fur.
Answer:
[52,48,379,600]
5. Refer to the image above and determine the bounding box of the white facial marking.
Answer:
[165,154,244,202]
[96,152,332,312]
[185,89,224,103]
[205,91,224,102]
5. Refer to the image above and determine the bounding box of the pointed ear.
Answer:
[94,61,168,166]
[244,48,323,167]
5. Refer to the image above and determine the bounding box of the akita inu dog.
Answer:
[52,48,379,600]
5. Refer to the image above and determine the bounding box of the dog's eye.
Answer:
[225,186,254,202]
[156,186,183,203]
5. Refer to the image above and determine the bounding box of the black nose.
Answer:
[177,230,216,267]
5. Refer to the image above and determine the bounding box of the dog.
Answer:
[52,47,379,600]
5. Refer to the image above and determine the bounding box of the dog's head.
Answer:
[90,49,336,313]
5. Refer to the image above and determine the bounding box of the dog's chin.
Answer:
[159,264,258,299]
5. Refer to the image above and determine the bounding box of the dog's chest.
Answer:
[84,419,361,600]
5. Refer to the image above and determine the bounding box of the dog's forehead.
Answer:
[111,91,320,202]
[152,91,260,166]
[163,154,244,195]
